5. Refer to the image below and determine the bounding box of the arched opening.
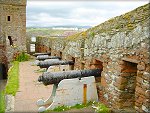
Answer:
[8,36,13,46]
[30,44,35,52]
[118,60,137,109]
[90,59,103,82]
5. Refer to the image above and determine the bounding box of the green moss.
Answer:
[34,68,47,73]
[94,103,110,113]
[5,61,19,96]
[90,32,95,37]
[0,90,5,113]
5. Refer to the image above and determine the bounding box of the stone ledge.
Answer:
[122,58,139,64]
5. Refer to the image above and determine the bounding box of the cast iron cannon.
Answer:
[37,69,101,110]
[37,60,74,69]
[38,69,101,85]
[33,52,51,57]
[36,55,61,61]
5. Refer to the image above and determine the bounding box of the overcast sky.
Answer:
[26,1,149,27]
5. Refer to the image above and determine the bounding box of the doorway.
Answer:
[120,60,137,109]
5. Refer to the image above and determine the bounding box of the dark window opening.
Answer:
[8,36,13,46]
[7,16,10,21]
[70,57,75,70]
[81,63,85,69]
[49,48,51,56]
[60,52,62,59]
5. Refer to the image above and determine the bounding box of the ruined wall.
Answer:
[36,36,52,53]
[0,0,26,62]
[35,4,149,112]
[0,0,26,79]
[83,4,149,112]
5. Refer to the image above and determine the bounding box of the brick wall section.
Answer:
[35,4,149,112]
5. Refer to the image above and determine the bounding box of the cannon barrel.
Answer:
[37,60,74,68]
[38,69,101,85]
[33,52,51,57]
[36,55,61,61]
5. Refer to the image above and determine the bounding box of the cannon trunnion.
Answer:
[38,69,101,85]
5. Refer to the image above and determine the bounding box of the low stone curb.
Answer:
[5,94,15,112]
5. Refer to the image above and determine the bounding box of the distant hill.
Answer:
[26,25,91,29]
[26,27,82,38]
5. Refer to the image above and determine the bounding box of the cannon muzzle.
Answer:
[38,69,101,85]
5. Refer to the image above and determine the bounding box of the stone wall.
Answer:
[35,4,149,112]
[0,0,26,78]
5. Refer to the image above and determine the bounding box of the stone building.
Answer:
[0,0,26,79]
[32,4,149,112]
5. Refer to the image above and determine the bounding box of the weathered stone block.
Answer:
[116,76,128,84]
[142,105,150,113]
[101,76,108,87]
[145,90,150,98]
[137,64,145,71]
[120,73,131,77]
[136,76,143,84]
[113,82,125,90]
[135,101,141,107]
[135,86,145,96]
[143,72,150,81]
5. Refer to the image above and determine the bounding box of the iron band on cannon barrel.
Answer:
[38,69,101,85]
[33,52,51,57]
[37,60,74,69]
[36,55,61,61]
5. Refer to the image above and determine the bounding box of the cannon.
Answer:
[37,69,101,112]
[33,52,51,57]
[37,60,74,69]
[36,55,61,61]
[38,69,101,85]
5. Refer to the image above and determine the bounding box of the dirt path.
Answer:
[14,61,53,112]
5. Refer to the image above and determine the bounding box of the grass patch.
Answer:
[0,90,5,113]
[47,101,93,112]
[5,61,19,96]
[46,101,110,112]
[34,68,47,73]
[93,103,110,113]
[14,52,30,62]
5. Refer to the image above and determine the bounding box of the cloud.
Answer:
[26,1,149,27]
